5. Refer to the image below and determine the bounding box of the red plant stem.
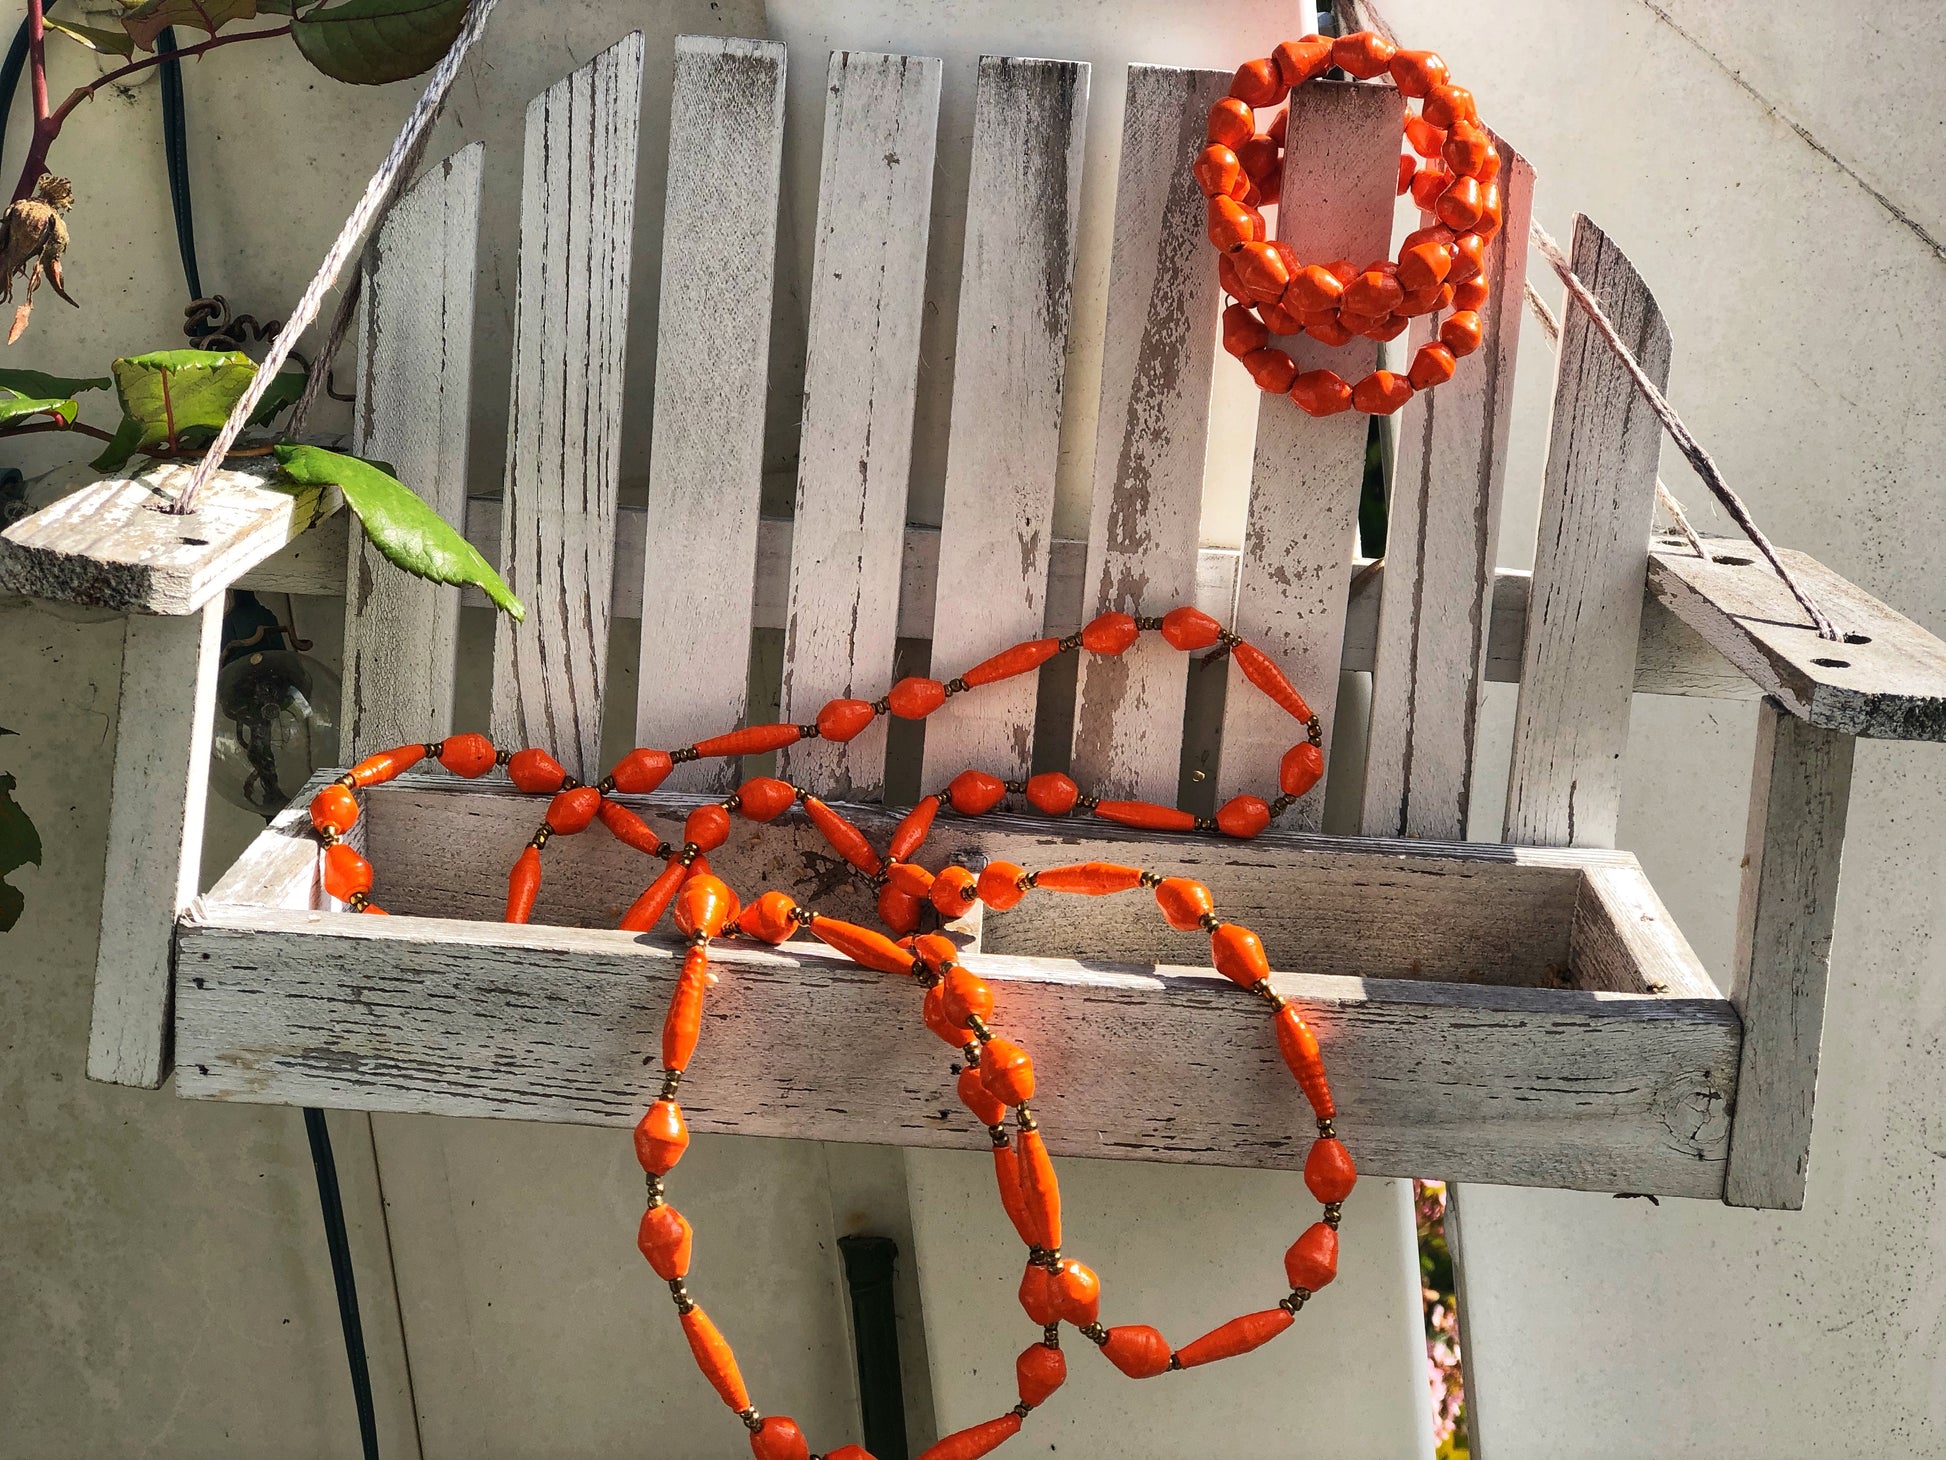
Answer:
[0,419,115,441]
[11,25,292,202]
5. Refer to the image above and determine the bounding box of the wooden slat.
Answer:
[1649,538,1946,740]
[1069,64,1228,800]
[0,459,338,614]
[87,603,221,1086]
[775,50,942,799]
[1504,214,1672,848]
[1724,699,1853,1209]
[488,35,645,782]
[922,56,1089,786]
[1218,79,1405,826]
[175,902,1736,1198]
[633,36,787,791]
[1361,139,1536,840]
[344,143,483,756]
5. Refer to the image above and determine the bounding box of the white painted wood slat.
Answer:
[86,603,221,1086]
[1069,64,1229,800]
[1504,213,1672,848]
[922,56,1089,786]
[1218,79,1405,827]
[776,50,942,799]
[344,144,484,758]
[633,36,787,791]
[1361,139,1537,840]
[489,35,645,782]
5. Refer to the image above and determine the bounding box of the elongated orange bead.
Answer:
[1175,1307,1294,1368]
[887,677,947,719]
[980,1038,1035,1106]
[958,1063,1008,1126]
[910,932,959,973]
[311,783,359,835]
[924,983,975,1047]
[547,785,601,835]
[437,732,495,778]
[994,1143,1035,1245]
[683,803,731,853]
[1016,1342,1067,1407]
[738,889,799,944]
[619,858,687,932]
[887,862,934,900]
[1285,1220,1338,1291]
[1033,861,1144,896]
[322,841,375,904]
[817,698,877,742]
[964,638,1061,687]
[948,770,1006,815]
[1280,742,1324,797]
[663,947,709,1071]
[941,966,993,1026]
[503,846,540,922]
[597,799,663,855]
[1160,605,1222,650]
[1093,799,1197,833]
[1274,1006,1335,1117]
[693,722,802,759]
[1014,1126,1061,1250]
[1081,612,1140,655]
[1100,1324,1173,1379]
[1025,772,1079,814]
[976,861,1027,911]
[750,1416,810,1460]
[803,797,881,875]
[507,747,565,793]
[679,1305,749,1411]
[1306,1136,1357,1203]
[1018,1260,1059,1324]
[810,916,915,976]
[736,776,797,822]
[1215,795,1271,839]
[890,795,938,860]
[635,1098,688,1174]
[1405,113,1445,159]
[349,744,424,786]
[930,865,977,916]
[1211,922,1270,987]
[637,1202,692,1280]
[610,748,673,794]
[917,1413,1021,1460]
[1155,876,1214,931]
[1231,641,1314,724]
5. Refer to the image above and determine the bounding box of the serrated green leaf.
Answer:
[248,367,307,428]
[120,0,257,50]
[0,388,78,430]
[0,368,113,397]
[290,0,469,85]
[0,771,42,934]
[109,348,257,456]
[46,17,135,55]
[273,444,523,619]
[89,414,146,473]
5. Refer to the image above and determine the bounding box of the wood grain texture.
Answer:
[0,458,338,614]
[344,143,483,757]
[87,603,220,1087]
[1649,537,1946,740]
[488,35,645,782]
[1504,214,1672,848]
[633,36,787,791]
[1218,80,1405,827]
[1724,699,1853,1209]
[1068,65,1228,800]
[923,57,1089,786]
[776,50,942,799]
[175,902,1736,1197]
[1362,140,1536,841]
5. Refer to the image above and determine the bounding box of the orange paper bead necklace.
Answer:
[1200,29,1500,416]
[308,607,1351,1460]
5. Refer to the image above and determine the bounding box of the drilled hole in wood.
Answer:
[1812,657,1849,669]
[1842,632,1872,645]
[1711,555,1754,566]
[181,536,209,546]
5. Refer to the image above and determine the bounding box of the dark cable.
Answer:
[156,25,201,300]
[303,1108,383,1460]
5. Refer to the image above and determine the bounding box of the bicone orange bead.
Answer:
[930,864,978,916]
[1274,1006,1335,1117]
[619,858,687,933]
[976,861,1028,911]
[877,882,922,935]
[1215,795,1271,839]
[637,1202,692,1280]
[1440,309,1485,358]
[916,1413,1022,1460]
[1409,342,1458,391]
[1302,312,1354,347]
[1155,876,1214,931]
[1234,240,1291,303]
[1260,298,1305,336]
[958,1063,1008,1126]
[923,983,975,1047]
[1231,640,1315,724]
[1396,152,1416,196]
[887,677,947,719]
[1229,56,1285,107]
[1217,251,1249,301]
[1475,182,1504,238]
[994,1142,1035,1245]
[1285,1220,1339,1291]
[1014,1126,1061,1250]
[1160,605,1222,650]
[1272,35,1333,87]
[1477,143,1502,185]
[888,794,939,861]
[979,1037,1035,1106]
[634,1098,689,1175]
[1331,30,1396,79]
[1094,799,1197,833]
[1211,922,1270,987]
[1243,347,1298,394]
[679,1304,749,1412]
[948,770,1007,816]
[737,889,799,944]
[323,841,374,901]
[1018,1259,1059,1324]
[1443,119,1492,177]
[507,747,565,793]
[663,946,709,1072]
[1409,165,1450,211]
[1423,82,1476,129]
[311,782,359,835]
[1016,1342,1067,1408]
[1399,282,1454,318]
[817,698,877,742]
[1192,142,1247,201]
[1222,302,1270,360]
[598,800,662,855]
[1290,370,1354,417]
[1451,276,1489,313]
[674,874,735,940]
[1285,263,1345,313]
[964,637,1062,688]
[348,744,425,787]
[1050,1257,1099,1327]
[1389,47,1449,97]
[1207,96,1254,150]
[438,731,495,778]
[1447,231,1487,285]
[610,747,673,795]
[1305,1136,1358,1203]
[735,776,797,823]
[1405,113,1445,159]
[1280,741,1325,797]
[750,1416,810,1460]
[1025,771,1080,815]
[1341,266,1404,319]
[887,862,935,900]
[1397,238,1454,294]
[1099,1324,1174,1379]
[1352,371,1415,415]
[1175,1308,1294,1368]
[545,785,601,835]
[1207,195,1257,252]
[803,796,882,876]
[1237,133,1279,183]
[942,966,994,1027]
[1080,612,1139,656]
[1033,861,1144,896]
[1434,174,1484,232]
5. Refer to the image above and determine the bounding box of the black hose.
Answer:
[156,26,201,300]
[303,1108,383,1460]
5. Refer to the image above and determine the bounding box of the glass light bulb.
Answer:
[209,648,341,816]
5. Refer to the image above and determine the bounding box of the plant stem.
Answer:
[11,24,291,202]
[0,418,114,440]
[25,0,48,124]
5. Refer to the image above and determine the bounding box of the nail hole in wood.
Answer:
[1711,555,1754,566]
[1842,632,1871,645]
[181,536,209,546]
[1812,657,1849,669]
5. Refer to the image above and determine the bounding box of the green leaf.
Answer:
[89,414,146,473]
[109,348,257,456]
[248,367,307,428]
[45,16,135,56]
[0,367,113,397]
[273,444,524,619]
[0,388,78,430]
[120,0,258,51]
[0,771,42,934]
[290,0,469,84]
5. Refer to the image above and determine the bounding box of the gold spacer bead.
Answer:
[1138,870,1162,888]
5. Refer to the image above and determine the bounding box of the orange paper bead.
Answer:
[674,874,735,940]
[1237,133,1280,182]
[1206,96,1254,150]
[619,859,687,932]
[348,744,424,787]
[930,865,978,916]
[1291,370,1354,417]
[964,637,1062,687]
[1243,347,1298,394]
[1435,175,1484,231]
[1274,1006,1335,1117]
[323,842,374,901]
[1409,342,1458,391]
[1285,1221,1339,1291]
[1193,142,1247,200]
[887,677,947,719]
[948,770,1007,815]
[310,783,359,835]
[1211,922,1271,987]
[887,861,934,899]
[1033,861,1144,896]
[1272,35,1332,86]
[890,794,939,860]
[816,698,877,742]
[736,776,797,822]
[1440,309,1485,357]
[1207,195,1258,252]
[1280,741,1325,797]
[923,984,976,1047]
[958,1063,1008,1126]
[438,732,495,778]
[1409,165,1451,211]
[803,797,881,875]
[1341,266,1404,318]
[637,1202,692,1280]
[1305,1136,1358,1203]
[1229,56,1285,107]
[610,747,673,794]
[1016,1342,1068,1408]
[1422,82,1476,129]
[1232,640,1315,724]
[1397,152,1416,195]
[1389,47,1449,97]
[597,800,663,855]
[877,882,922,935]
[663,947,709,1071]
[750,1417,810,1460]
[679,1305,749,1412]
[917,1413,1022,1460]
[1215,795,1271,839]
[1352,371,1415,415]
[1080,612,1139,655]
[1443,119,1492,177]
[1174,1308,1294,1368]
[811,916,916,977]
[1094,799,1197,833]
[692,722,801,759]
[1050,1257,1100,1327]
[1025,772,1079,815]
[1155,876,1215,931]
[507,747,565,793]
[1397,238,1454,293]
[979,1038,1036,1106]
[1405,113,1445,158]
[941,966,993,1027]
[502,845,541,922]
[547,785,601,835]
[635,1098,689,1175]
[1014,1126,1062,1250]
[994,1143,1035,1245]
[1331,30,1396,78]
[1100,1324,1174,1379]
[1018,1260,1059,1324]
[1285,263,1345,313]
[1233,240,1290,302]
[738,889,799,944]
[1160,605,1222,650]
[976,861,1028,911]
